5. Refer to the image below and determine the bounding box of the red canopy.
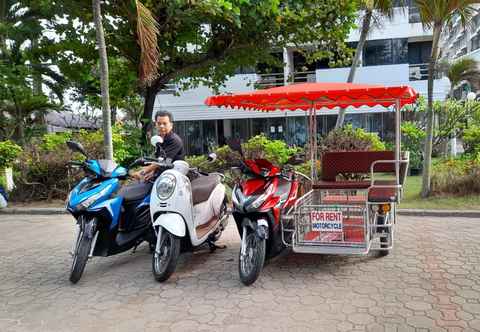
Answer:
[204,82,418,111]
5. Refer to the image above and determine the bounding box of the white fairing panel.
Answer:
[153,213,186,237]
[193,184,225,227]
[150,169,194,226]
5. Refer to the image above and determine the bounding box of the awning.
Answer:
[204,82,418,111]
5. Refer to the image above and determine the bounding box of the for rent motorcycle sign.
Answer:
[310,211,343,232]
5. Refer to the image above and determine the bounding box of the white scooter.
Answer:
[149,136,229,282]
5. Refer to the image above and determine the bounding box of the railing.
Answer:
[409,63,443,81]
[408,6,421,24]
[409,63,428,81]
[255,71,316,89]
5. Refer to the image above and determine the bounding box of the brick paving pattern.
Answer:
[0,214,479,331]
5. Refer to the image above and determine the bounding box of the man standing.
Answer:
[134,110,185,180]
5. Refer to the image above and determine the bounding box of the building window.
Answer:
[408,4,421,23]
[344,113,366,129]
[185,121,202,155]
[363,39,408,66]
[252,118,268,136]
[367,113,383,135]
[267,118,286,141]
[287,116,307,147]
[232,119,250,141]
[408,41,432,64]
[472,34,480,51]
[203,120,217,152]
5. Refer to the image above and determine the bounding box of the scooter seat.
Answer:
[118,182,152,203]
[191,175,220,205]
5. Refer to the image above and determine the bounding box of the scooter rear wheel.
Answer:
[239,231,266,286]
[152,230,180,282]
[69,235,92,284]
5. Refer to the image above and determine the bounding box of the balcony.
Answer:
[408,6,421,24]
[255,71,316,89]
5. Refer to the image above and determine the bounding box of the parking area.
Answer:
[1,214,480,331]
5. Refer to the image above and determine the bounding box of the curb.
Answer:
[397,209,480,218]
[0,207,67,215]
[1,207,479,218]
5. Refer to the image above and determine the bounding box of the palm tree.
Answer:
[92,0,113,160]
[442,57,480,98]
[416,0,479,197]
[91,0,159,160]
[335,0,401,128]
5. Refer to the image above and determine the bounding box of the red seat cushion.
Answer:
[368,187,397,202]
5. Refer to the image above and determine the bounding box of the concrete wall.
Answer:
[348,8,431,42]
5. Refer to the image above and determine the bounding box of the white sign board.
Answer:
[310,211,343,232]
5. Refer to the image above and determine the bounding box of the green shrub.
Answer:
[320,124,386,153]
[401,121,425,169]
[11,125,144,201]
[463,125,480,155]
[431,157,480,195]
[243,134,299,165]
[40,132,72,151]
[0,140,22,169]
[11,144,79,201]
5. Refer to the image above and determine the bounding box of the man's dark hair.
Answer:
[155,110,174,123]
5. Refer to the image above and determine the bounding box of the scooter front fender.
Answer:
[153,213,186,237]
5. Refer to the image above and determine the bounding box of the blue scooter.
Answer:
[65,140,157,284]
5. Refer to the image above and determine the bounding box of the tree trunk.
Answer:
[111,106,117,125]
[141,84,159,143]
[421,24,442,198]
[335,9,372,129]
[92,0,113,161]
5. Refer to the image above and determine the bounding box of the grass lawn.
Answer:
[400,176,480,210]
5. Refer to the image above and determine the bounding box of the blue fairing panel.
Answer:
[85,160,102,176]
[138,194,150,209]
[88,196,123,229]
[68,178,119,211]
[111,166,127,178]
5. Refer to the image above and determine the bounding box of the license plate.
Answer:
[310,210,343,232]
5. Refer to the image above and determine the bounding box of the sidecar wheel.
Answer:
[152,230,180,282]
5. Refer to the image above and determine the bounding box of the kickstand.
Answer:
[207,240,226,253]
[131,243,139,254]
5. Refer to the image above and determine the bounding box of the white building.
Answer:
[154,2,450,155]
[439,5,480,98]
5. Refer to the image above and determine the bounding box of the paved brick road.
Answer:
[1,214,480,332]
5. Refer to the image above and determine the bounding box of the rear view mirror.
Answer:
[66,141,88,157]
[150,135,164,147]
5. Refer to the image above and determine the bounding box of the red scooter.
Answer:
[229,141,305,285]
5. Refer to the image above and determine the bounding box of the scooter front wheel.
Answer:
[239,231,266,286]
[69,235,92,284]
[152,229,180,282]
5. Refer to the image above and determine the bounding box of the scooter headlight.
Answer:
[156,174,176,200]
[249,183,275,210]
[75,186,110,211]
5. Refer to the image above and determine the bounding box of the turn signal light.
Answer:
[380,204,391,214]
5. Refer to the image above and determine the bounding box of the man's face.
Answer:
[155,115,173,137]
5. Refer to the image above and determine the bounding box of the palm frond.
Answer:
[135,0,159,86]
[414,0,479,28]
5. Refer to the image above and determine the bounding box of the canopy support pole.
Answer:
[395,99,401,188]
[308,102,318,182]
